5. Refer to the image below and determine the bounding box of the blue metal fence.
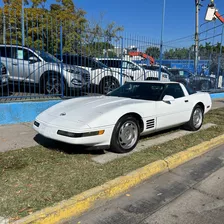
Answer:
[0,11,223,101]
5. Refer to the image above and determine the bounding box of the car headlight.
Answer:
[64,68,81,75]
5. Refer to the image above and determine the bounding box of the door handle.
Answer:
[12,63,18,66]
[185,100,189,103]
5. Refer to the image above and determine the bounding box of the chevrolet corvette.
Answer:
[33,81,212,153]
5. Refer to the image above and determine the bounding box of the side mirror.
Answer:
[29,56,39,63]
[163,95,175,103]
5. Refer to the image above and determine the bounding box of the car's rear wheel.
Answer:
[99,77,120,94]
[110,115,140,153]
[185,105,204,131]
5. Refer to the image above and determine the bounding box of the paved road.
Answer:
[67,144,224,224]
[0,99,223,153]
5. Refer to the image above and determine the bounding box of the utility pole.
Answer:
[194,0,200,75]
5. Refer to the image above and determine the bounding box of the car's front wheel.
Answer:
[110,115,140,153]
[43,74,65,95]
[185,105,204,131]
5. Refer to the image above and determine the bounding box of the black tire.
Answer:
[200,81,210,91]
[42,74,65,95]
[99,77,120,94]
[110,115,140,153]
[185,105,204,131]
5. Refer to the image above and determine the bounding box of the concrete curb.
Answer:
[12,134,224,224]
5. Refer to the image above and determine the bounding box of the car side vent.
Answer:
[146,119,155,129]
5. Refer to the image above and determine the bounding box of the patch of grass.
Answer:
[0,108,224,220]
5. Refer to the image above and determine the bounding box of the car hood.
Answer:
[42,62,90,74]
[38,96,154,126]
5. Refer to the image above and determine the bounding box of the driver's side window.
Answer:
[163,84,184,99]
[17,49,36,61]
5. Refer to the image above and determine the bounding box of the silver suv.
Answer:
[0,45,90,95]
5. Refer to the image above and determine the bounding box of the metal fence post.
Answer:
[60,22,64,97]
[217,24,224,88]
[22,0,25,46]
[120,37,124,85]
[159,0,166,80]
[3,12,6,44]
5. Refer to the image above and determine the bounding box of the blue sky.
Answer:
[67,0,224,46]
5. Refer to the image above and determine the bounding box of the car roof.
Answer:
[96,58,132,61]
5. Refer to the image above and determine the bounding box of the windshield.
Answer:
[35,50,61,63]
[107,82,165,101]
[95,60,108,69]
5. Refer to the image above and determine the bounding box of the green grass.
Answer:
[0,108,224,221]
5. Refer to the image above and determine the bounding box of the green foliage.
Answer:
[0,0,123,56]
[145,47,160,59]
[163,47,191,59]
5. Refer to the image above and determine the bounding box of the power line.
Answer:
[199,23,223,35]
[164,34,194,44]
[199,33,222,42]
[165,13,224,45]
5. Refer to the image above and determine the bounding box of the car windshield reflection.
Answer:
[107,82,165,101]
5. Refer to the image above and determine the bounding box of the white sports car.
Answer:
[33,81,212,153]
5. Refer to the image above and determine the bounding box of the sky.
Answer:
[71,0,224,45]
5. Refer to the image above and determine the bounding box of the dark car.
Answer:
[168,68,216,91]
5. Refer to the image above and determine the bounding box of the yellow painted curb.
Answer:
[13,134,224,224]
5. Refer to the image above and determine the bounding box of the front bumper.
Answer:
[33,119,114,147]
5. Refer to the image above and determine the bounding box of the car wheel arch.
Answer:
[40,71,66,85]
[117,112,144,133]
[40,71,67,94]
[195,102,205,113]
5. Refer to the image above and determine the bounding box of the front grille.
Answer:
[146,119,155,129]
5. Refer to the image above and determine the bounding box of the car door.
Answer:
[156,83,191,130]
[16,47,43,83]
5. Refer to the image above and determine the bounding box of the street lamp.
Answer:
[159,0,166,80]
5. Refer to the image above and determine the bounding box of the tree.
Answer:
[0,0,123,55]
[163,47,190,59]
[145,47,160,59]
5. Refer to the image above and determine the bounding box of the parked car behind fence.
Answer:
[168,68,216,91]
[97,58,170,82]
[0,45,90,96]
[55,54,132,94]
